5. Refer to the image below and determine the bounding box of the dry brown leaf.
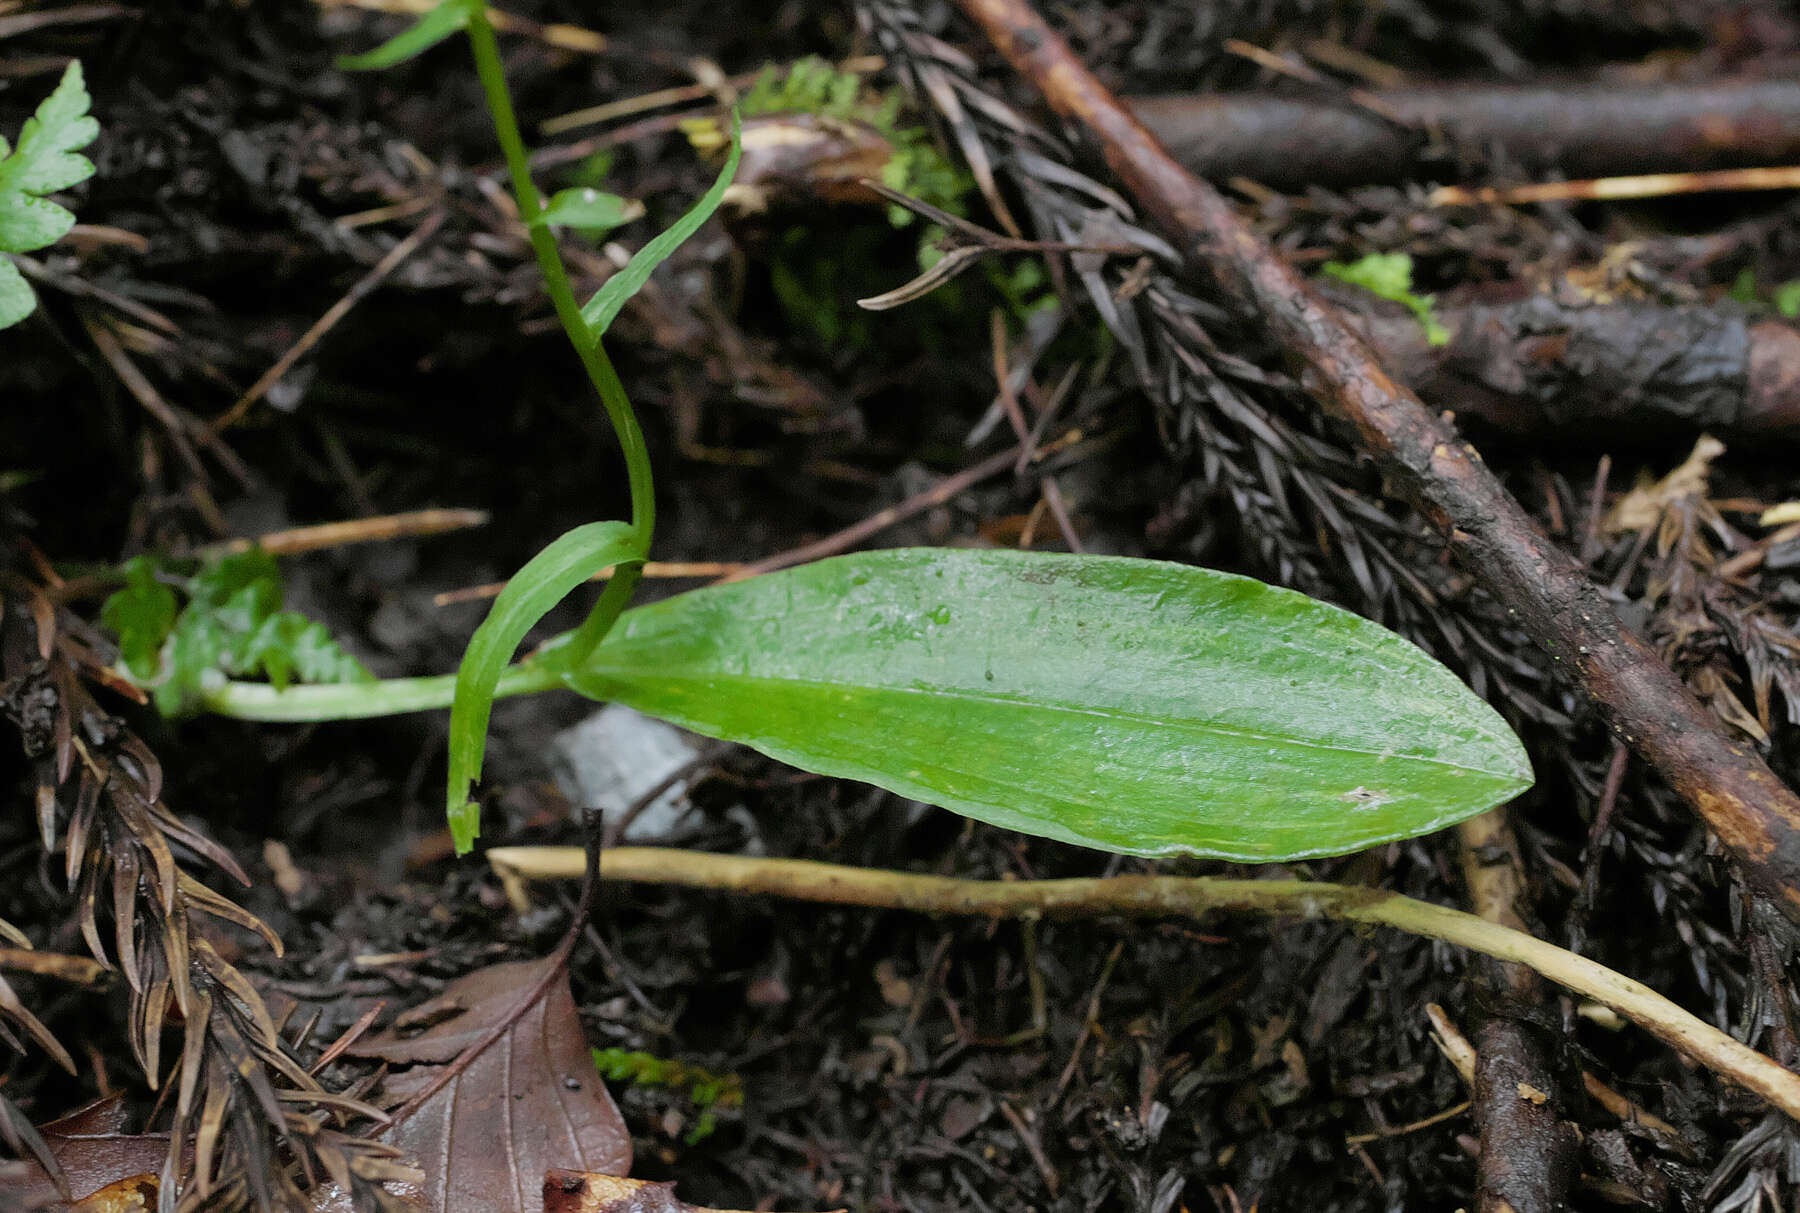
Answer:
[701,112,896,210]
[1605,435,1726,533]
[1,1097,170,1210]
[67,1174,158,1212]
[335,955,631,1213]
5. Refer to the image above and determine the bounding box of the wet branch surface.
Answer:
[1131,78,1800,191]
[1336,287,1800,439]
[952,0,1800,924]
[1457,811,1575,1213]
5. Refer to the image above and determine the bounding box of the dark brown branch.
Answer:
[1458,812,1577,1213]
[1335,289,1800,438]
[954,0,1800,922]
[1470,1016,1574,1213]
[1130,78,1800,191]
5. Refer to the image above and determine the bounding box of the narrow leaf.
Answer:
[335,0,474,71]
[536,188,644,234]
[579,114,741,340]
[446,521,641,852]
[563,549,1533,861]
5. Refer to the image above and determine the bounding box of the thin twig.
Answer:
[488,845,1800,1123]
[1458,810,1574,1213]
[0,3,130,39]
[1343,1101,1470,1146]
[46,508,491,604]
[315,0,610,55]
[1431,165,1800,209]
[202,507,490,558]
[80,315,213,489]
[989,312,1080,551]
[211,209,446,434]
[951,0,1800,922]
[1050,938,1122,1106]
[387,817,604,1128]
[1718,520,1800,580]
[717,445,1022,582]
[434,560,740,607]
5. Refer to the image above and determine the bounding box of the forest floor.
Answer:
[8,1,1800,1210]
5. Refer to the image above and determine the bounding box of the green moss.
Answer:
[1322,252,1449,346]
[592,1047,744,1144]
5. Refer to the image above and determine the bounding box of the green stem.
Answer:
[463,8,653,660]
[199,661,565,722]
[564,560,643,664]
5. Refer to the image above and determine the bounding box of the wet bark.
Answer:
[1460,811,1577,1213]
[1130,79,1800,190]
[1471,1014,1577,1213]
[1335,288,1800,439]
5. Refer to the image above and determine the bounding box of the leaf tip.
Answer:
[449,799,480,855]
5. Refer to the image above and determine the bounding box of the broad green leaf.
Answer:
[0,258,35,329]
[563,549,1532,861]
[578,114,740,340]
[336,0,475,71]
[446,521,642,853]
[536,187,644,234]
[0,62,98,201]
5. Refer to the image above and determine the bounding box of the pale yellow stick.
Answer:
[490,844,1800,1123]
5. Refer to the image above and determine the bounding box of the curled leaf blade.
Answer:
[446,521,641,853]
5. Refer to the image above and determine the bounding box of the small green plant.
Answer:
[687,55,1056,352]
[592,1048,743,1144]
[1323,252,1449,346]
[102,550,370,715]
[160,2,1532,868]
[0,62,99,329]
[1729,268,1800,318]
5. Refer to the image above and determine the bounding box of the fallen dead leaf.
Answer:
[686,112,896,211]
[333,955,632,1213]
[66,1174,158,1212]
[2,1097,170,1210]
[1605,434,1726,533]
